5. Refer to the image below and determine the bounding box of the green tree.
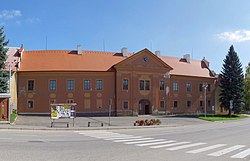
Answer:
[0,26,9,93]
[219,45,244,116]
[244,63,250,111]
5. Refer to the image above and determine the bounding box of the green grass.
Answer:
[197,114,248,121]
[10,112,17,123]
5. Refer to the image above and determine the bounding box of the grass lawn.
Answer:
[10,112,17,123]
[197,114,249,121]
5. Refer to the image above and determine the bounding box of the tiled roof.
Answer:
[19,49,215,78]
[160,56,213,78]
[19,50,127,72]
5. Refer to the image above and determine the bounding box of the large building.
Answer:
[17,48,217,116]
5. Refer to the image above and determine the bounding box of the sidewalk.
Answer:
[0,115,208,130]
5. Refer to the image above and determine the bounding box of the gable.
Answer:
[114,48,173,71]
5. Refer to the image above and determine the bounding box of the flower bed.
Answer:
[134,119,161,126]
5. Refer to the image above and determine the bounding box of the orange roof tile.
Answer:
[160,56,213,78]
[20,50,127,72]
[19,49,215,78]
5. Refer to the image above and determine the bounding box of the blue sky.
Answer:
[1,0,250,73]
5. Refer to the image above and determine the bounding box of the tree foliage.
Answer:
[244,63,250,111]
[219,45,244,115]
[0,26,9,93]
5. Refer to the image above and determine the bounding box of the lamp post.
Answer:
[164,72,170,115]
[8,64,12,122]
[202,82,208,118]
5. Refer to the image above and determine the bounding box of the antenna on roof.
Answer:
[45,36,48,50]
[103,39,106,52]
[191,48,193,60]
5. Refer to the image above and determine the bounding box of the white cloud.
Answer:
[217,30,250,42]
[0,10,22,19]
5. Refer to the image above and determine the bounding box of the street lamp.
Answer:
[202,82,208,118]
[164,72,170,114]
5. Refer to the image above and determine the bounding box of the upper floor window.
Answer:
[186,83,191,92]
[160,81,164,90]
[140,80,150,91]
[207,84,211,92]
[199,84,203,92]
[173,83,178,92]
[96,80,103,90]
[67,80,74,91]
[50,80,56,91]
[84,80,91,90]
[123,79,128,90]
[28,80,34,91]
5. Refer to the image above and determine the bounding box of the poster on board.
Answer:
[51,103,76,119]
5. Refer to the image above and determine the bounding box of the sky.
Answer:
[1,0,250,73]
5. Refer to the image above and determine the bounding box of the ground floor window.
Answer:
[187,101,191,108]
[173,101,178,108]
[28,100,34,109]
[123,101,129,110]
[200,101,203,107]
[67,99,74,104]
[208,100,211,106]
[160,100,165,109]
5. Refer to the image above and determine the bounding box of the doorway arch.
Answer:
[138,99,151,115]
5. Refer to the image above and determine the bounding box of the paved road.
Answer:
[1,118,250,161]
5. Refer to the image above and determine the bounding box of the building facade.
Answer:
[17,48,217,116]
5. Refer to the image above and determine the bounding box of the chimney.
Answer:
[121,47,128,57]
[184,54,190,63]
[201,57,210,68]
[155,50,160,57]
[77,45,81,54]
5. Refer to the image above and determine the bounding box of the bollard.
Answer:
[88,122,90,127]
[101,123,103,127]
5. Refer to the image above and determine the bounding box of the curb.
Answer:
[0,124,177,131]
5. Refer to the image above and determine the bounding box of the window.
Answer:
[174,101,178,108]
[123,101,129,110]
[208,100,211,106]
[28,80,34,91]
[200,101,203,107]
[140,80,144,90]
[145,80,150,90]
[186,83,191,92]
[199,84,203,92]
[207,84,211,92]
[123,79,128,90]
[139,80,150,91]
[187,101,191,108]
[84,80,91,90]
[67,80,74,91]
[160,81,164,90]
[67,99,74,103]
[50,80,56,91]
[28,100,33,109]
[96,80,102,90]
[173,83,178,92]
[160,100,165,109]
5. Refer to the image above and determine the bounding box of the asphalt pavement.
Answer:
[0,115,208,130]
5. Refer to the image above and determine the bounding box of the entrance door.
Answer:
[138,99,151,115]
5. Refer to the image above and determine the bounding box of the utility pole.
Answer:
[203,82,208,118]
